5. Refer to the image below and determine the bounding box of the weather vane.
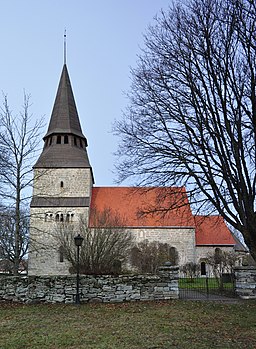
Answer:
[64,28,67,65]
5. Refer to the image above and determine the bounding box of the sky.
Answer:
[0,0,170,186]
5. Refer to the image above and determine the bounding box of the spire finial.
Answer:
[64,28,67,65]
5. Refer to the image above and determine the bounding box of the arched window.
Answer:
[57,135,61,144]
[56,214,60,222]
[214,248,222,264]
[66,213,70,222]
[64,135,69,144]
[71,213,74,222]
[169,247,179,265]
[45,213,48,222]
[60,214,64,222]
[201,261,206,276]
[60,181,64,188]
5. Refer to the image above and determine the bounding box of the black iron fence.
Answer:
[179,274,236,299]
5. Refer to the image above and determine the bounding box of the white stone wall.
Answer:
[29,207,89,276]
[131,227,196,266]
[33,168,93,197]
[195,245,234,263]
[195,245,236,276]
[29,167,93,276]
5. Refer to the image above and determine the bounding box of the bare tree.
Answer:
[0,208,29,274]
[130,240,178,273]
[114,0,256,260]
[181,262,200,281]
[207,248,239,289]
[0,94,44,275]
[57,208,133,275]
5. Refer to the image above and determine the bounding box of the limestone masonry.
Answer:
[0,266,179,303]
[28,63,240,276]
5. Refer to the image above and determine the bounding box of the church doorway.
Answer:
[200,261,206,276]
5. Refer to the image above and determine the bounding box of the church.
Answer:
[28,63,237,276]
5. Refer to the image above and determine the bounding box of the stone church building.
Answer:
[28,63,236,276]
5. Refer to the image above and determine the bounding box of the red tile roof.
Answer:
[195,215,235,246]
[89,187,236,247]
[90,187,194,227]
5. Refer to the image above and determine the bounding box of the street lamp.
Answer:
[74,233,84,305]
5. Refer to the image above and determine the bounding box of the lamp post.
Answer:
[74,233,84,305]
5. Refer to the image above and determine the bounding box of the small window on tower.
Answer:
[74,137,77,146]
[49,137,52,145]
[64,135,69,144]
[80,139,83,148]
[60,181,64,188]
[59,246,64,263]
[57,135,61,144]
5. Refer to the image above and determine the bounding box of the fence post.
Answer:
[158,262,179,299]
[206,276,209,299]
[234,266,256,299]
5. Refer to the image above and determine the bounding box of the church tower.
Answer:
[28,64,94,275]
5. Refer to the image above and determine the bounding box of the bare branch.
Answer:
[114,0,256,260]
[0,93,44,274]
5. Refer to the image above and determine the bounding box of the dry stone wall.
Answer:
[0,265,179,304]
[235,266,256,299]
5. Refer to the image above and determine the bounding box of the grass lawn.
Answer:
[179,278,236,298]
[0,300,256,349]
[179,277,233,289]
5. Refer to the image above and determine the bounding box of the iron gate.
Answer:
[179,274,236,300]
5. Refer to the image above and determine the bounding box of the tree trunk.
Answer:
[14,169,21,276]
[247,239,256,264]
[243,226,256,264]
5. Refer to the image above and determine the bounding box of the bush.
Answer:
[130,240,178,273]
